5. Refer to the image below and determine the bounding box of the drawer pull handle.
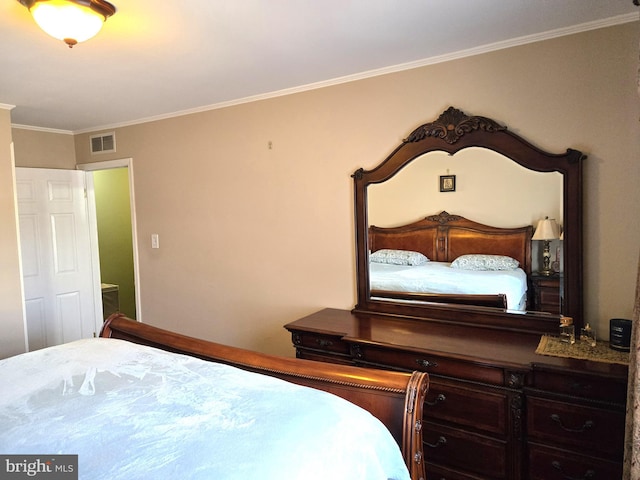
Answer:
[416,359,438,369]
[315,339,333,348]
[570,382,593,393]
[424,435,447,449]
[551,460,595,479]
[551,414,594,433]
[425,393,446,406]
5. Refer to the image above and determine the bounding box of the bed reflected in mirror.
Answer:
[367,148,563,314]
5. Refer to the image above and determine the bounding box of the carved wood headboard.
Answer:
[368,211,533,275]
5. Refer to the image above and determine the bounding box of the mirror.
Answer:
[353,107,584,334]
[368,148,563,312]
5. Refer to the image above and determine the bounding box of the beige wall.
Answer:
[8,22,640,357]
[0,107,27,358]
[12,128,76,169]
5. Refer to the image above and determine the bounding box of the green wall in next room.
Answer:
[93,168,136,319]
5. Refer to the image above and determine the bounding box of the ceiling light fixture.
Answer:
[18,0,116,48]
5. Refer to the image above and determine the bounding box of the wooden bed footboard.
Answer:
[372,289,508,309]
[100,313,428,480]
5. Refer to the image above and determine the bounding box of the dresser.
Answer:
[285,309,628,480]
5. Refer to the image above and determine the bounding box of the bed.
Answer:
[0,314,428,480]
[369,211,533,310]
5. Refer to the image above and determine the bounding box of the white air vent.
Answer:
[90,132,116,154]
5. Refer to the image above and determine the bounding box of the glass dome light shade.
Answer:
[24,0,115,47]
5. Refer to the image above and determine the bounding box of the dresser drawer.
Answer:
[538,288,559,304]
[424,422,508,479]
[527,396,624,456]
[352,343,506,385]
[427,462,487,480]
[294,348,354,365]
[528,442,622,480]
[537,290,560,313]
[531,368,627,403]
[290,331,350,356]
[425,379,509,436]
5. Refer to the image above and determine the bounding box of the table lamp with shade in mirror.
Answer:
[532,217,560,276]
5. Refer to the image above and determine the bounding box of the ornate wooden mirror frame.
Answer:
[353,107,585,334]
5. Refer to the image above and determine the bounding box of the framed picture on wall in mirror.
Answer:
[440,175,456,192]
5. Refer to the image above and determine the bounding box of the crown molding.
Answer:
[11,124,74,135]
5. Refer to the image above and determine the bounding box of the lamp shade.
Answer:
[19,0,116,47]
[532,217,560,241]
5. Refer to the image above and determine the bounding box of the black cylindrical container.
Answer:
[609,318,632,351]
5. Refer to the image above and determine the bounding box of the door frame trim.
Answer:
[11,143,29,353]
[77,158,142,323]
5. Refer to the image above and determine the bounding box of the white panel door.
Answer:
[16,168,99,350]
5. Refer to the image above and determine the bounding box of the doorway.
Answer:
[16,159,139,351]
[78,158,140,322]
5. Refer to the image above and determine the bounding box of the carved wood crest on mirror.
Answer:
[353,107,585,334]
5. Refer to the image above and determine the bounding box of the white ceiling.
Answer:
[1,0,638,133]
